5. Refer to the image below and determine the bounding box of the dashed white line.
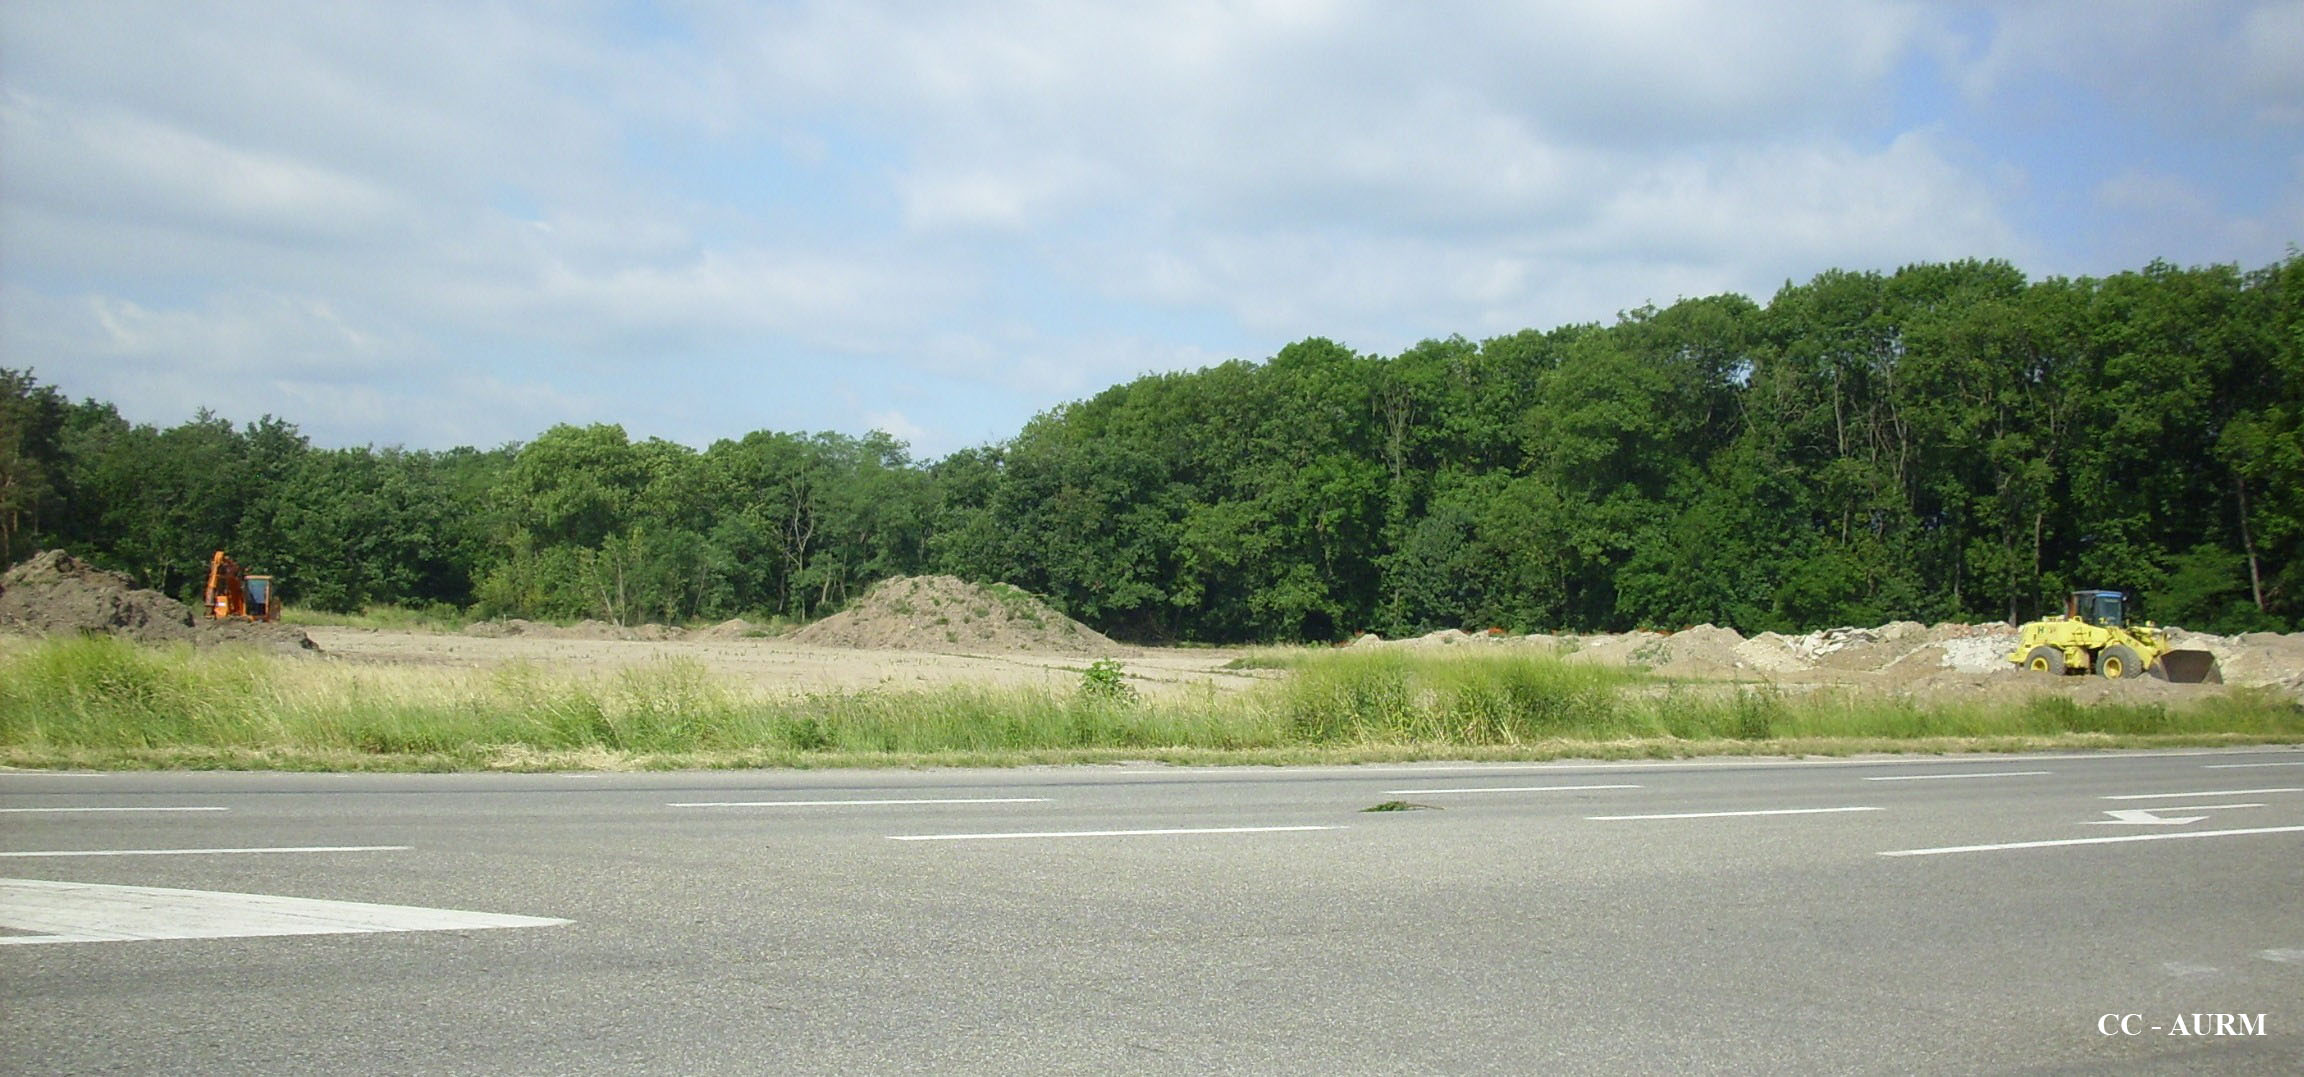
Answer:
[889,825,1341,842]
[0,807,228,814]
[1879,825,2304,857]
[1863,771,2050,782]
[2204,761,2304,769]
[0,846,407,858]
[1381,784,1640,795]
[2101,788,2302,800]
[670,798,1049,808]
[1587,807,1882,821]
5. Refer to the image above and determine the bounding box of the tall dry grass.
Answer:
[1,636,2296,768]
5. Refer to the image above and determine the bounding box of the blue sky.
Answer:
[3,1,2299,458]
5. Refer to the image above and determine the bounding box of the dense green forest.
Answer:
[5,255,2300,640]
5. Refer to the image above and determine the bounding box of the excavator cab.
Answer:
[243,574,276,620]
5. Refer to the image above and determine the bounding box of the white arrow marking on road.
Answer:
[2086,808,2207,826]
[2081,802,2264,826]
[0,878,567,944]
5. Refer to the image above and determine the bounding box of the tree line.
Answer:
[5,254,2299,640]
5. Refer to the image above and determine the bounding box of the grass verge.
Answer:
[1,636,2298,771]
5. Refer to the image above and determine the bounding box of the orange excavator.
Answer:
[203,550,280,622]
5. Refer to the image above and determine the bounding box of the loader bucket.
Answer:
[2152,649,2219,684]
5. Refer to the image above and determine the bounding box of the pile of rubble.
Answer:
[1353,617,2304,695]
[790,575,1122,654]
[0,550,318,653]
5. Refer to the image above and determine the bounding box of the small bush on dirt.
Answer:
[1079,658,1138,704]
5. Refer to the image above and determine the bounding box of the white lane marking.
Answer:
[2088,809,2207,826]
[1587,806,1882,821]
[2082,804,2266,826]
[0,806,228,814]
[2261,949,2304,964]
[1381,784,1640,795]
[2101,787,2301,800]
[1879,825,2304,857]
[0,878,566,944]
[1863,771,2051,782]
[670,797,1049,808]
[0,846,407,858]
[1060,749,2255,779]
[2204,761,2304,769]
[890,825,1341,842]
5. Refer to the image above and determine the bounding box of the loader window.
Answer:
[2090,592,2124,627]
[245,578,270,606]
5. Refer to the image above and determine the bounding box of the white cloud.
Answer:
[0,1,2291,453]
[2239,4,2304,125]
[0,92,408,247]
[1955,1,2304,135]
[2093,164,2304,270]
[863,408,929,447]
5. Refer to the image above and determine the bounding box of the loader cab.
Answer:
[2067,589,2127,628]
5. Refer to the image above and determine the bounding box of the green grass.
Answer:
[1,636,2297,771]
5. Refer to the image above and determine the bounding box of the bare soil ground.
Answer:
[302,627,1261,698]
[8,554,2300,705]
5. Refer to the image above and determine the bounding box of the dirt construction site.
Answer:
[4,553,2302,704]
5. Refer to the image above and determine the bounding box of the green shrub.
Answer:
[1079,659,1138,704]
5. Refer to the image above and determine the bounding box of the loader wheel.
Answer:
[2096,644,2143,680]
[2023,646,2067,675]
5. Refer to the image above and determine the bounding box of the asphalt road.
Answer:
[4,748,2301,1074]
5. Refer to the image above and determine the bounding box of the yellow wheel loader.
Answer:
[2007,590,2217,682]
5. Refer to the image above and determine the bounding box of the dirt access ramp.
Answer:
[791,575,1123,654]
[0,550,318,653]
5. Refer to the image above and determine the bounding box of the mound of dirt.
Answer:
[1401,628,1478,647]
[1351,614,2302,697]
[0,550,317,653]
[1637,624,1751,675]
[462,618,544,638]
[461,618,689,642]
[0,550,192,643]
[791,575,1121,654]
[1733,633,1812,673]
[691,617,773,640]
